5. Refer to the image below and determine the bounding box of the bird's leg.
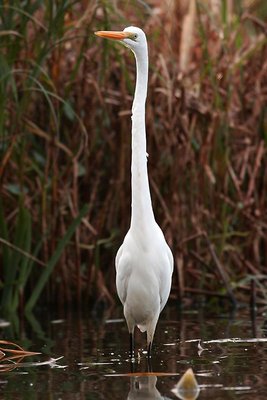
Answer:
[130,332,134,359]
[147,353,152,372]
[147,341,152,358]
[129,332,135,373]
[147,341,153,372]
[130,356,135,374]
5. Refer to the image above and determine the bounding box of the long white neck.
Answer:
[130,45,155,229]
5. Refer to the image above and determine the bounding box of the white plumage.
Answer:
[95,26,173,357]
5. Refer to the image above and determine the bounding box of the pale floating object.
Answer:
[172,368,200,400]
[50,319,65,324]
[0,319,10,328]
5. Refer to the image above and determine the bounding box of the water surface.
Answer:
[0,305,266,399]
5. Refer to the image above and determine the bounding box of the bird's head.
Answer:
[95,26,147,55]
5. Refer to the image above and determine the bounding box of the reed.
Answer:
[0,0,266,312]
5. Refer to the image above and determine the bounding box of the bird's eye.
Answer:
[132,33,138,41]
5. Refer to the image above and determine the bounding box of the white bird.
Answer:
[95,27,173,358]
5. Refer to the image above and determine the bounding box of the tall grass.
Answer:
[0,0,266,312]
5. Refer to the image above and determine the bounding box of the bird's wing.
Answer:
[115,245,131,305]
[159,243,174,311]
[166,243,174,273]
[115,244,123,272]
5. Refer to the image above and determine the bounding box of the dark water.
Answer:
[0,304,267,399]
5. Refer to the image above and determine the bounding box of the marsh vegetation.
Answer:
[0,0,266,312]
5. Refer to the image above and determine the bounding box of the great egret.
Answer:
[95,27,173,358]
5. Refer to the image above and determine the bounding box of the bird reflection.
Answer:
[127,375,166,400]
[127,369,200,400]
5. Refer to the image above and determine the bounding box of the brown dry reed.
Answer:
[0,340,40,372]
[0,0,266,313]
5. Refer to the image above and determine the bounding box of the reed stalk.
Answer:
[0,0,266,311]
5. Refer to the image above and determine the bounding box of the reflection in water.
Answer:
[0,307,266,399]
[128,375,165,400]
[126,368,200,400]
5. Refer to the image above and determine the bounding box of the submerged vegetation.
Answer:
[0,0,266,312]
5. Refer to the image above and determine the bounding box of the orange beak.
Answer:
[94,31,131,40]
